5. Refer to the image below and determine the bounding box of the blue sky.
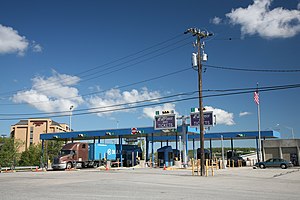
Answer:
[0,0,300,146]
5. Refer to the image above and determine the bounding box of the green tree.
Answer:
[46,140,64,163]
[19,144,41,166]
[0,138,22,168]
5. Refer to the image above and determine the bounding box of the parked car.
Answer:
[255,158,293,169]
[229,156,246,167]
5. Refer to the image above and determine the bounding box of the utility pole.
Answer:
[185,28,212,176]
[69,105,74,131]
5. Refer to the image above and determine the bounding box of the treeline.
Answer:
[0,137,63,168]
[187,147,256,158]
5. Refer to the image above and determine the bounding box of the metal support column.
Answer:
[186,130,188,161]
[146,135,149,161]
[152,133,154,167]
[210,139,212,159]
[41,139,44,168]
[175,133,178,150]
[182,117,187,167]
[256,137,259,162]
[119,136,123,167]
[231,138,234,153]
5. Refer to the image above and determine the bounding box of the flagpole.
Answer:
[256,83,262,162]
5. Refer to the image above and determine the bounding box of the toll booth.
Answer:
[157,146,174,167]
[197,148,211,160]
[173,149,180,161]
[116,145,142,167]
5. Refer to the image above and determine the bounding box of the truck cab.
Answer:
[52,142,88,170]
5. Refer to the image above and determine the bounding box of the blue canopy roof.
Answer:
[40,125,280,141]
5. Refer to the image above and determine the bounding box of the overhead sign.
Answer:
[154,114,177,130]
[190,111,214,128]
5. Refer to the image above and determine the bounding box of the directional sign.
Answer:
[190,111,214,128]
[154,114,177,130]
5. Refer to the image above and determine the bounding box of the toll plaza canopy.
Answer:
[40,126,280,167]
[40,126,280,141]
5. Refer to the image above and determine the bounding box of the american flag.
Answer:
[254,90,259,105]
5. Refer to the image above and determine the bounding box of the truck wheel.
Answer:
[66,162,72,169]
[93,162,99,168]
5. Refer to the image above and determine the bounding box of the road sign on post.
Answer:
[190,111,214,128]
[154,114,177,130]
[131,127,137,135]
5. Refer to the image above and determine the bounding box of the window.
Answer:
[30,127,34,145]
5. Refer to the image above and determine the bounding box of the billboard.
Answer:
[154,114,177,130]
[190,111,213,128]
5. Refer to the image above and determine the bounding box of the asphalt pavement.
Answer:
[0,167,299,200]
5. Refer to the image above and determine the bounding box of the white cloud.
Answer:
[204,106,235,126]
[0,24,43,55]
[0,24,29,55]
[226,0,300,39]
[87,87,161,116]
[142,103,177,119]
[239,111,251,117]
[12,70,83,112]
[32,41,42,52]
[211,16,222,25]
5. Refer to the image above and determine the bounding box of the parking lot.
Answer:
[0,167,299,200]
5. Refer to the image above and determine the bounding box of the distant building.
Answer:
[263,139,300,166]
[10,119,70,152]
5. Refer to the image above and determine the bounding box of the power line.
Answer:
[1,67,192,106]
[0,90,198,116]
[204,64,300,73]
[75,33,187,77]
[0,34,191,98]
[1,83,299,121]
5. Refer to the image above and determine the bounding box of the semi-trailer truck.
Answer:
[52,142,142,170]
[52,142,116,170]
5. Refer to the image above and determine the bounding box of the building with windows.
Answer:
[10,118,70,152]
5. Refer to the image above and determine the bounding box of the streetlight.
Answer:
[69,105,74,131]
[276,124,295,139]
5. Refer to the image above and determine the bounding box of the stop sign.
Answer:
[131,127,137,135]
